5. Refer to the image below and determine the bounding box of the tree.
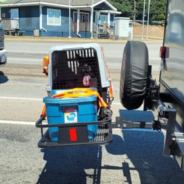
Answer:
[108,0,167,22]
[150,0,167,21]
[108,0,133,17]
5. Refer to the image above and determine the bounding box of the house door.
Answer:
[80,14,89,23]
[73,12,89,23]
[80,14,89,32]
[73,12,89,32]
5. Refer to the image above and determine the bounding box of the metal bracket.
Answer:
[170,131,184,171]
[144,65,160,111]
[156,103,177,156]
[112,117,153,129]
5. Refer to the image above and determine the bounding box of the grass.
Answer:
[4,35,163,44]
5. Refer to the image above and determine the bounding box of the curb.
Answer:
[5,36,163,44]
[1,63,121,81]
[1,64,159,82]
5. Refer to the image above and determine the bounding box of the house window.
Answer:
[10,8,19,19]
[47,8,61,26]
[73,12,89,23]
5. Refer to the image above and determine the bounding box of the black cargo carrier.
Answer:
[36,0,184,172]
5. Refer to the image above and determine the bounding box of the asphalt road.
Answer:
[1,41,184,184]
[1,123,184,184]
[5,41,161,71]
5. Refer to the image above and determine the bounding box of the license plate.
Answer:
[64,107,78,123]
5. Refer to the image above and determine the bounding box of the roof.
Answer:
[0,0,104,6]
[72,0,102,6]
[0,0,118,12]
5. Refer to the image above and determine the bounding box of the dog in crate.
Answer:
[75,53,95,87]
[43,51,96,89]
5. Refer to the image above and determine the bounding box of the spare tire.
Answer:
[120,41,149,110]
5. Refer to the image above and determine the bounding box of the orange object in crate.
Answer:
[42,55,49,75]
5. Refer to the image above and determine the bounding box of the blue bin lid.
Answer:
[49,88,97,97]
[43,88,97,105]
[43,96,97,104]
[49,90,67,97]
[45,88,98,104]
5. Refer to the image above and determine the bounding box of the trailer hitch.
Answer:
[113,117,153,129]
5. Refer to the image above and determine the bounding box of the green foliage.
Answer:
[150,0,167,21]
[108,0,133,16]
[107,0,167,21]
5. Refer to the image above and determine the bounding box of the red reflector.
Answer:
[160,46,169,59]
[69,128,77,141]
[160,46,166,59]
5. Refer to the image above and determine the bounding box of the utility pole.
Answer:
[141,0,146,40]
[133,0,136,23]
[68,0,71,38]
[147,0,151,39]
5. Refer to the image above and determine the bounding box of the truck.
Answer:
[157,0,184,170]
[36,0,184,172]
[0,23,7,66]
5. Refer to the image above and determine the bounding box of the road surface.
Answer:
[5,41,161,71]
[1,41,183,184]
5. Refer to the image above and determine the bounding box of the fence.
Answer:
[132,23,164,39]
[1,19,19,30]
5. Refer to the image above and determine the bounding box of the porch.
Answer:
[72,22,114,39]
[70,1,121,38]
[0,0,121,38]
[1,19,25,36]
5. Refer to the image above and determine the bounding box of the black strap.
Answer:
[140,122,146,128]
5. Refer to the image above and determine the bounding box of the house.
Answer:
[0,0,121,38]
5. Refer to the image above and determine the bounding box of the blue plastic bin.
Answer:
[43,90,98,141]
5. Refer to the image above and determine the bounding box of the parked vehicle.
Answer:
[119,0,184,170]
[36,0,184,171]
[0,23,7,66]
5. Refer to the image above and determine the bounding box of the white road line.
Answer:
[0,120,35,126]
[8,57,41,61]
[8,50,46,54]
[112,102,121,105]
[8,58,40,64]
[0,97,42,101]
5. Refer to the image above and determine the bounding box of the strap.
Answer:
[99,44,114,99]
[41,88,108,117]
[42,105,46,117]
[42,55,49,74]
[53,88,108,108]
